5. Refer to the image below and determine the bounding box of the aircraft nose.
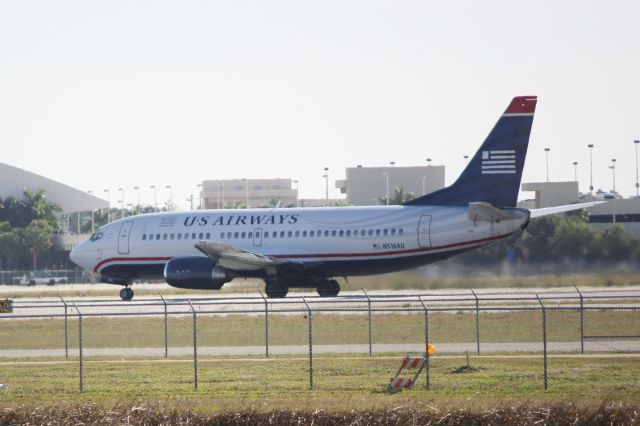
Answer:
[70,241,89,270]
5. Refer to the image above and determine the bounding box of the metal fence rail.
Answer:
[1,288,639,393]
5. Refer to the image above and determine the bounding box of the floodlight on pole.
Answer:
[572,162,578,183]
[118,188,124,218]
[610,159,617,193]
[635,140,639,197]
[588,144,594,192]
[382,172,389,205]
[544,148,550,182]
[165,185,173,211]
[323,167,329,206]
[103,189,111,222]
[133,186,140,214]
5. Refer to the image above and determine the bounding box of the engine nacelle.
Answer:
[164,256,230,290]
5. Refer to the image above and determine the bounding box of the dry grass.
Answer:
[0,401,639,425]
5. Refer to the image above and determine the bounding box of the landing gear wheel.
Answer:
[317,279,340,297]
[265,280,289,298]
[119,287,134,301]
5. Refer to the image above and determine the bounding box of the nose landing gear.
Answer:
[119,286,134,301]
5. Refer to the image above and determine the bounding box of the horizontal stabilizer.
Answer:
[468,202,519,222]
[529,201,605,218]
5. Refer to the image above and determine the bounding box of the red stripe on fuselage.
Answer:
[92,234,509,273]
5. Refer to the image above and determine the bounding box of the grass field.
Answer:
[0,355,639,407]
[1,310,638,351]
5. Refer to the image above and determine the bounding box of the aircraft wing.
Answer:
[529,201,605,218]
[194,240,303,272]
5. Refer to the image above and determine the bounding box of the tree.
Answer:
[18,219,54,270]
[601,224,638,261]
[378,187,415,205]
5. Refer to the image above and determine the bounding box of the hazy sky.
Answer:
[1,1,639,209]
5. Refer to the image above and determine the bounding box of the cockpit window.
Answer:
[90,232,104,241]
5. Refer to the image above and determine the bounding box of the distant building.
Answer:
[519,180,640,237]
[0,161,109,250]
[336,165,445,206]
[520,181,579,208]
[201,179,298,209]
[0,162,107,213]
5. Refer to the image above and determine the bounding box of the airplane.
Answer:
[70,96,601,300]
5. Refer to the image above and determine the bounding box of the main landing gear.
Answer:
[316,279,340,297]
[263,277,341,298]
[119,286,134,301]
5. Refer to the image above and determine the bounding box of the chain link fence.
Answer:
[1,288,639,395]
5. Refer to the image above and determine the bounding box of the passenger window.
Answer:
[170,233,175,240]
[287,231,292,238]
[360,230,366,237]
[295,230,300,237]
[303,231,307,237]
[324,230,329,237]
[376,229,381,236]
[142,234,146,241]
[250,232,254,239]
[264,232,268,238]
[147,234,152,241]
[241,232,246,239]
[220,233,225,240]
[331,230,336,237]
[163,233,168,240]
[399,228,404,235]
[346,230,351,237]
[156,234,161,240]
[391,229,396,236]
[191,233,196,239]
[234,232,239,239]
[339,230,344,237]
[272,231,277,238]
[310,230,315,237]
[383,229,388,236]
[280,231,285,238]
[368,229,373,236]
[227,232,232,239]
[177,233,182,240]
[206,232,211,239]
[197,232,202,239]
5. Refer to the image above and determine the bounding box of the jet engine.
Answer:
[164,256,231,290]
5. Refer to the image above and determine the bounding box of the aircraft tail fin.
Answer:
[405,96,537,207]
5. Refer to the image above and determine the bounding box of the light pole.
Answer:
[635,140,639,197]
[464,155,469,165]
[197,184,203,209]
[150,185,158,212]
[323,167,329,206]
[390,161,395,166]
[103,189,111,223]
[422,176,426,195]
[292,179,299,207]
[573,162,578,183]
[382,172,389,205]
[544,148,550,182]
[133,186,140,215]
[165,185,173,211]
[87,190,95,233]
[588,144,594,193]
[610,159,617,193]
[243,179,249,208]
[118,188,124,218]
[426,158,432,165]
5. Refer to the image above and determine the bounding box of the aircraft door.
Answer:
[118,221,134,254]
[418,215,432,248]
[253,228,263,247]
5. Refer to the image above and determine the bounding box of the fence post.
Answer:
[470,288,480,355]
[71,302,83,393]
[259,290,269,358]
[536,294,548,390]
[159,295,168,358]
[187,299,198,391]
[418,296,430,391]
[302,297,313,390]
[574,285,584,354]
[59,296,68,359]
[362,288,372,356]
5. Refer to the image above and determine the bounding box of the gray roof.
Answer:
[0,162,108,213]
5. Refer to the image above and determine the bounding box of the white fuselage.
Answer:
[71,204,529,280]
